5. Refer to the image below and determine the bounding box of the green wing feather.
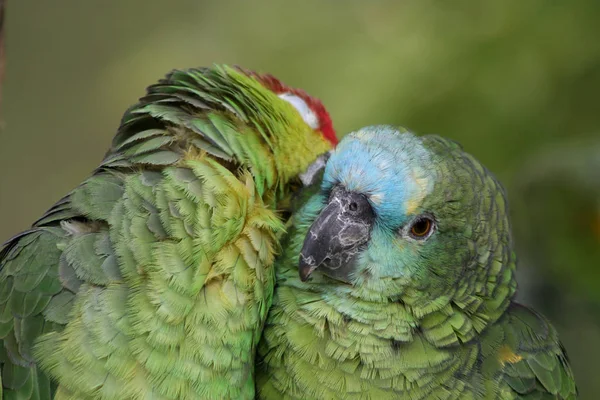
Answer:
[501,303,578,399]
[0,207,77,399]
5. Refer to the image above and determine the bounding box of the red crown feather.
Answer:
[238,68,338,146]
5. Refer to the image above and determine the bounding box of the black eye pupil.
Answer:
[414,220,427,233]
[349,202,358,212]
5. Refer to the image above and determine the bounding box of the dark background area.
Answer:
[0,1,598,397]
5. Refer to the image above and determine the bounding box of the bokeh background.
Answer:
[1,1,599,397]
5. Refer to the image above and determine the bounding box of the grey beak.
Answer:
[298,187,375,282]
[299,150,333,187]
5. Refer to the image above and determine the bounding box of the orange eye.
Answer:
[409,217,434,239]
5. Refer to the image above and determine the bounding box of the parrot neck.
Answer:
[261,262,519,398]
[272,227,518,351]
[279,263,516,351]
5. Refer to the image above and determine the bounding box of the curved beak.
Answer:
[298,187,375,282]
[299,150,333,187]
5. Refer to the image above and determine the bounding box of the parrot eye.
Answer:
[407,215,435,240]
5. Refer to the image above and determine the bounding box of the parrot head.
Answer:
[239,68,337,146]
[298,125,516,310]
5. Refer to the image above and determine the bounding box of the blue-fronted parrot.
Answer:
[258,125,577,399]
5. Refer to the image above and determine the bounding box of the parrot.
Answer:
[0,64,337,399]
[257,125,577,399]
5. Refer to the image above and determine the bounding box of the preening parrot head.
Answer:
[298,125,516,311]
[111,65,337,192]
[239,67,337,146]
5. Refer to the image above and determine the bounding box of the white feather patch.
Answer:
[278,92,320,129]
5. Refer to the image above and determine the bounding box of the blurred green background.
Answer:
[1,0,599,397]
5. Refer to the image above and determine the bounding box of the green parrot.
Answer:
[257,125,577,399]
[0,65,337,399]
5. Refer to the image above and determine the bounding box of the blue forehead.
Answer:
[323,126,434,227]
